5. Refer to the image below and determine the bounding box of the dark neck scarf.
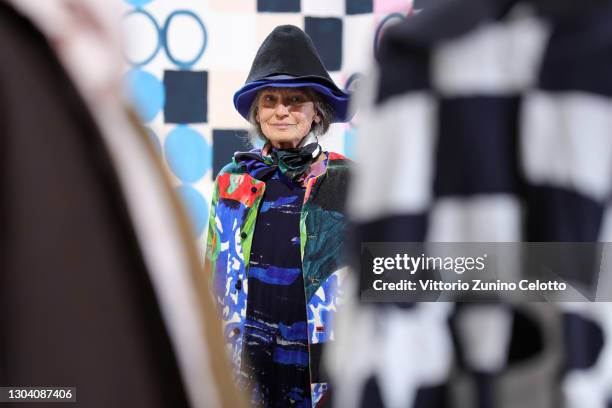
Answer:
[234,140,322,181]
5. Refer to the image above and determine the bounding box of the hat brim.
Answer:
[233,78,352,123]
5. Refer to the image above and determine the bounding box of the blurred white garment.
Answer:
[8,1,237,407]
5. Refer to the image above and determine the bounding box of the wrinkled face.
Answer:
[256,87,320,149]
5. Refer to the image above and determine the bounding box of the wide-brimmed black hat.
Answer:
[234,25,351,123]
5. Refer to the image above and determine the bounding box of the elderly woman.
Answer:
[205,25,351,407]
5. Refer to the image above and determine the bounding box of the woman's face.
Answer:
[256,88,320,149]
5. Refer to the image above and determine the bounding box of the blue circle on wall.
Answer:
[124,0,154,7]
[345,72,363,93]
[164,125,211,182]
[344,72,363,129]
[162,10,208,69]
[125,68,165,122]
[122,9,161,66]
[176,185,208,238]
[374,13,406,60]
[344,128,357,160]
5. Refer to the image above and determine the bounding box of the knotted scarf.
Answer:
[234,135,322,181]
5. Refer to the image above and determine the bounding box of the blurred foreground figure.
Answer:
[328,0,612,407]
[0,2,244,407]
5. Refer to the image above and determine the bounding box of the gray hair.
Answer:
[246,87,334,146]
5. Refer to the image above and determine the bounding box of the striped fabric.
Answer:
[329,1,612,407]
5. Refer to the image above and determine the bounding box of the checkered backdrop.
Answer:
[121,0,418,250]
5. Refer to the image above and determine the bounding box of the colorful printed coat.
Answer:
[205,152,350,407]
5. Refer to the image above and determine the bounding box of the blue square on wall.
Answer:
[212,129,250,177]
[304,17,343,71]
[163,70,208,124]
[346,0,373,14]
[257,0,300,12]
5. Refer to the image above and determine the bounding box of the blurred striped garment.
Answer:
[328,1,612,407]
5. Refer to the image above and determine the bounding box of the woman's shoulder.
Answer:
[326,151,352,169]
[214,160,247,179]
[319,151,351,185]
[327,151,350,162]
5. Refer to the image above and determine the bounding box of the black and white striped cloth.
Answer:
[328,1,612,407]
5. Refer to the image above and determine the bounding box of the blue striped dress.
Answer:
[241,167,311,408]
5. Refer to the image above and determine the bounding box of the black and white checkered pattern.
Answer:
[328,1,612,407]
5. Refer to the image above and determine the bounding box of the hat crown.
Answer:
[246,25,333,84]
[234,25,352,123]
